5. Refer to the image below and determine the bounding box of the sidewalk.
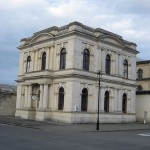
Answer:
[0,116,150,132]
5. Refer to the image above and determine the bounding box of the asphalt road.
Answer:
[0,123,150,150]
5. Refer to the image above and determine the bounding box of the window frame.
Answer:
[104,91,109,112]
[41,52,46,70]
[123,60,128,78]
[122,93,127,113]
[60,48,66,70]
[26,56,31,73]
[58,87,64,110]
[137,69,143,79]
[83,49,90,71]
[105,54,111,74]
[81,88,88,111]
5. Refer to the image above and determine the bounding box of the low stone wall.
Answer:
[0,92,16,116]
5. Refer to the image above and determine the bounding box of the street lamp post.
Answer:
[96,70,101,130]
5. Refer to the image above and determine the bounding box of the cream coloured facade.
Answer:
[136,60,150,90]
[15,22,138,123]
[136,60,150,122]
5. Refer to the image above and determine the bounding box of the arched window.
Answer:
[60,48,66,69]
[104,91,109,112]
[137,85,143,91]
[41,52,46,70]
[83,49,90,71]
[105,54,111,74]
[123,60,128,78]
[137,69,143,79]
[81,88,88,111]
[122,93,127,113]
[26,56,31,73]
[58,87,64,110]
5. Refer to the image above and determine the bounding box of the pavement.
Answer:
[0,116,150,132]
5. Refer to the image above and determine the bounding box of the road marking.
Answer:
[138,133,150,137]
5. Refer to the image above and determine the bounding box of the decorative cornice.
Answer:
[136,60,150,64]
[18,21,137,53]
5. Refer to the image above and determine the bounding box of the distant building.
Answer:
[136,60,150,122]
[16,22,138,123]
[0,84,16,116]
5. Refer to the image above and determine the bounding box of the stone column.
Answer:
[28,85,32,108]
[115,53,119,75]
[95,47,101,71]
[37,49,41,71]
[23,59,26,74]
[101,49,105,73]
[24,85,28,107]
[16,85,22,109]
[128,62,132,79]
[131,57,136,80]
[31,51,35,72]
[39,84,44,108]
[111,58,115,75]
[127,90,131,113]
[114,89,118,112]
[46,47,50,70]
[49,47,53,70]
[43,84,49,109]
[118,54,123,77]
[34,50,38,71]
[117,89,122,112]
[100,87,105,112]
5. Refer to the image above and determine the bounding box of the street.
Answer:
[0,123,150,150]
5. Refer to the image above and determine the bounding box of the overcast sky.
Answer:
[0,0,150,84]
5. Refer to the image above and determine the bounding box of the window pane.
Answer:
[26,56,31,73]
[83,49,90,71]
[60,49,66,69]
[81,88,88,111]
[105,55,110,74]
[122,94,127,113]
[41,52,46,70]
[123,60,128,78]
[58,87,64,110]
[104,91,109,112]
[138,69,143,79]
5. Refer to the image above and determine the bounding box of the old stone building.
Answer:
[136,60,150,122]
[15,22,138,123]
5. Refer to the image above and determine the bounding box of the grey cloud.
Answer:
[0,0,150,84]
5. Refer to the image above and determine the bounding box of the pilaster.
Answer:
[43,84,49,109]
[27,84,32,108]
[46,47,50,69]
[24,85,28,107]
[100,87,105,112]
[117,89,122,112]
[39,84,44,108]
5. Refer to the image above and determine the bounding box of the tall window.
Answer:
[60,48,66,69]
[104,91,109,112]
[105,54,111,74]
[81,88,88,111]
[26,56,31,73]
[41,52,46,70]
[123,60,128,78]
[58,87,64,110]
[137,69,143,79]
[83,49,90,71]
[122,93,127,113]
